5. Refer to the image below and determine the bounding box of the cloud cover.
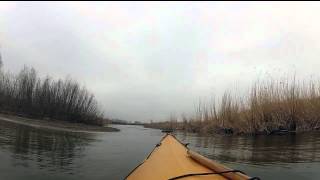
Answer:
[1,2,320,121]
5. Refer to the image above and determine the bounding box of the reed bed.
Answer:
[147,77,320,135]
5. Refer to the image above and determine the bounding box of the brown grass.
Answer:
[147,77,320,135]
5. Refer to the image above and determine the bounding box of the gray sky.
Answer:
[1,2,320,122]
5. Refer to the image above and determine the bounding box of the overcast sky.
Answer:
[1,2,320,122]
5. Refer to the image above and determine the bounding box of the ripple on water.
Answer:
[1,122,320,180]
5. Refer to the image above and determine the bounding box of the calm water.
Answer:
[0,121,320,179]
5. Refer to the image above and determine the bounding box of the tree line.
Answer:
[0,65,103,125]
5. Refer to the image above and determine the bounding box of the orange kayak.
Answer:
[126,134,258,180]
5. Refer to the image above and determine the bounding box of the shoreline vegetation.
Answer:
[0,61,119,131]
[108,118,144,125]
[145,77,320,135]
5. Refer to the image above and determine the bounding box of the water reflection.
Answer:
[0,121,95,173]
[176,132,320,165]
[1,121,320,180]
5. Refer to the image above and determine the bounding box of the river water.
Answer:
[0,120,320,180]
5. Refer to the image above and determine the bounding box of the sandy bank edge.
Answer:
[0,114,119,133]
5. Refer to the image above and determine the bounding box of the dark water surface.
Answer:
[0,121,320,180]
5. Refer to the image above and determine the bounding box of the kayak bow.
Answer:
[126,134,258,180]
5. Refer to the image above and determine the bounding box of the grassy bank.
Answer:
[146,77,320,135]
[0,65,104,126]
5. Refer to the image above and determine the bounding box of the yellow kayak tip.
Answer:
[126,134,260,180]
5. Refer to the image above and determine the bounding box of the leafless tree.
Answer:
[0,66,103,125]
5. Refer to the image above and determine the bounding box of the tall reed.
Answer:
[147,77,320,135]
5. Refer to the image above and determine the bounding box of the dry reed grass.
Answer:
[147,77,320,135]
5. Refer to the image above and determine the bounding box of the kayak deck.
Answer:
[126,134,251,180]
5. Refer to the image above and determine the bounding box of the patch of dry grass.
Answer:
[147,77,320,135]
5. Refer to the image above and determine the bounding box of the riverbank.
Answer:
[144,124,297,136]
[0,114,119,133]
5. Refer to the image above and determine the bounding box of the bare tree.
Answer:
[0,66,103,125]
